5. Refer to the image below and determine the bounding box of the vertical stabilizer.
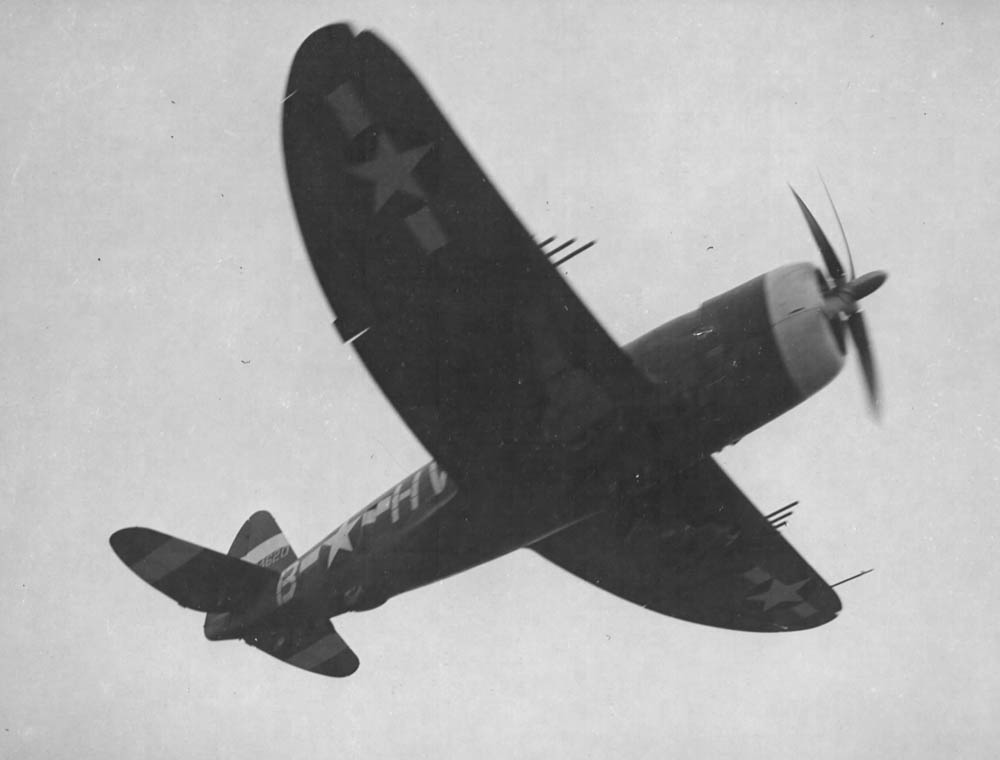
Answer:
[227,510,297,571]
[204,511,298,642]
[216,511,360,677]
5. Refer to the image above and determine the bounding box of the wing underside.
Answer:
[283,24,652,483]
[531,458,842,632]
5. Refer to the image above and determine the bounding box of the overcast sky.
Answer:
[3,2,999,758]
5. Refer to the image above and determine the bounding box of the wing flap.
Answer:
[531,458,841,632]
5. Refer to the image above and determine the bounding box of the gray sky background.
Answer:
[3,2,999,758]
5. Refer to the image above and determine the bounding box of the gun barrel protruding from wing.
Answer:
[539,236,597,266]
[765,500,798,530]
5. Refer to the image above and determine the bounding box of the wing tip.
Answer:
[109,526,166,567]
[322,648,361,678]
[287,23,359,94]
[288,23,397,94]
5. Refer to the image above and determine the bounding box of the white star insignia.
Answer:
[748,577,809,611]
[348,133,431,212]
[324,515,361,568]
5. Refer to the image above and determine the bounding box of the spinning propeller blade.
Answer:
[790,185,887,417]
[819,173,856,281]
[790,187,846,284]
[847,311,879,416]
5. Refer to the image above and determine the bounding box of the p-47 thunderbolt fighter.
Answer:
[111,24,886,677]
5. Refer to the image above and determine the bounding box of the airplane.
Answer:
[110,23,887,678]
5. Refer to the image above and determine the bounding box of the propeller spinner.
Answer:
[789,186,887,416]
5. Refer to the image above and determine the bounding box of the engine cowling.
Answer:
[624,263,844,452]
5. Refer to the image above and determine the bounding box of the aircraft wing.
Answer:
[531,457,842,631]
[283,25,651,480]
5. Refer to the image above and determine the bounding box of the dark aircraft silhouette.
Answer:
[110,24,886,677]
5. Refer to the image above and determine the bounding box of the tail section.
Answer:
[204,510,297,640]
[219,511,359,677]
[109,515,360,678]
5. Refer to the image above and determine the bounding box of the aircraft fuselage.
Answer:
[271,455,609,620]
[273,262,847,622]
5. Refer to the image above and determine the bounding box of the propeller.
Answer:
[789,185,887,416]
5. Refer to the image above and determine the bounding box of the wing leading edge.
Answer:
[531,458,842,632]
[283,25,653,482]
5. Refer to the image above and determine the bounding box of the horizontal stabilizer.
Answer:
[110,527,278,613]
[245,616,359,678]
